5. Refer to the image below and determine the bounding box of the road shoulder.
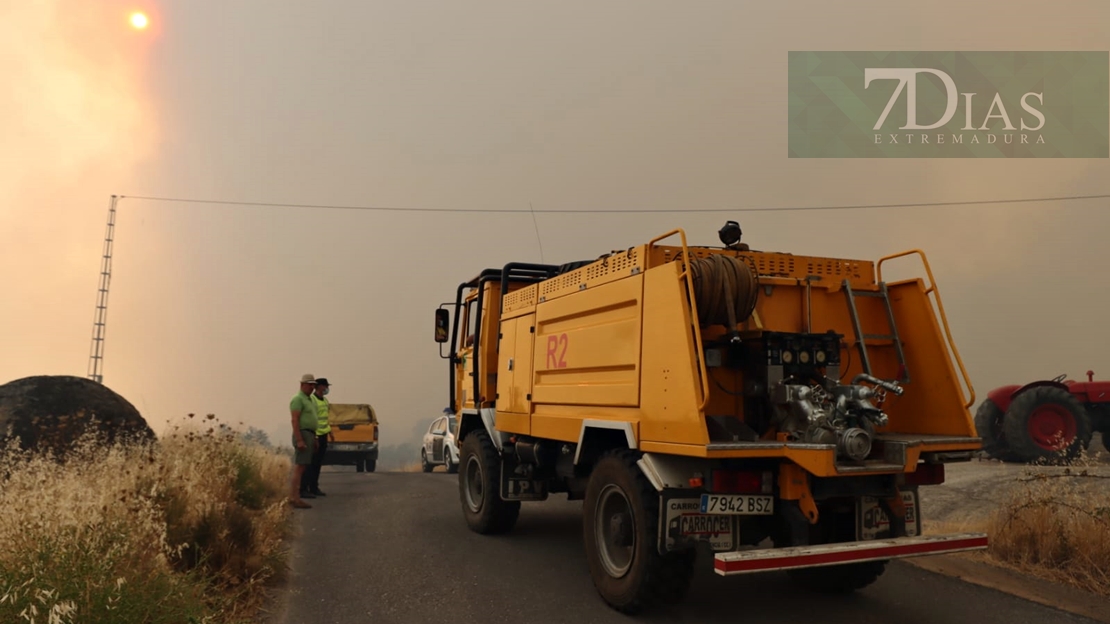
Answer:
[256,511,305,624]
[906,553,1108,624]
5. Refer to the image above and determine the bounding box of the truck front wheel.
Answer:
[583,449,696,614]
[458,429,520,534]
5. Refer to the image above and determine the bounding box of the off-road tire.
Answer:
[365,458,376,473]
[787,561,887,593]
[974,400,1023,462]
[781,504,887,593]
[421,449,434,473]
[582,449,696,615]
[356,459,365,473]
[458,429,520,534]
[1002,386,1092,464]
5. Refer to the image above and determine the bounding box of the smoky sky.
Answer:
[3,0,1108,446]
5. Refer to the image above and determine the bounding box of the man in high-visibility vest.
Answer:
[288,373,318,509]
[302,377,332,498]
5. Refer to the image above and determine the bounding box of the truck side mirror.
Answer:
[435,308,450,343]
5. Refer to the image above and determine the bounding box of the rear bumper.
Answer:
[713,532,988,576]
[323,442,378,465]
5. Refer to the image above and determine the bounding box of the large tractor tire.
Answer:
[582,449,697,614]
[973,400,1023,462]
[1001,386,1092,463]
[458,429,520,534]
[1096,427,1109,452]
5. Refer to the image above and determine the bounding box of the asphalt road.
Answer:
[265,468,1101,624]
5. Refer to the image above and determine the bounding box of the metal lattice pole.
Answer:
[87,195,119,384]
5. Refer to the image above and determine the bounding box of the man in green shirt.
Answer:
[288,373,319,509]
[302,377,332,497]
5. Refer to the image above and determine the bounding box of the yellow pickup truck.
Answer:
[324,403,379,473]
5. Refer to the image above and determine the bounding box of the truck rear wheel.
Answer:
[788,560,887,593]
[458,429,520,534]
[583,449,696,614]
[783,508,886,593]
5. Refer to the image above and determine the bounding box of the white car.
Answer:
[421,411,459,473]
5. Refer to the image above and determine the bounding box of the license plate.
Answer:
[857,490,921,540]
[663,498,735,551]
[329,443,357,451]
[699,494,774,515]
[500,475,548,501]
[680,514,732,536]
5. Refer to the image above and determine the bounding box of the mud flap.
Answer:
[499,459,549,501]
[657,490,737,555]
[857,487,920,540]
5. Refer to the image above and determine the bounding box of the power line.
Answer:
[87,189,1109,381]
[117,192,1110,214]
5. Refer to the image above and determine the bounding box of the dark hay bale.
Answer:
[0,375,156,455]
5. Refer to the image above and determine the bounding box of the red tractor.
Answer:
[975,370,1110,463]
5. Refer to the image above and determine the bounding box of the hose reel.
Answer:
[688,253,759,331]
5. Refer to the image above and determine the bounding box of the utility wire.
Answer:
[528,201,546,264]
[117,193,1110,214]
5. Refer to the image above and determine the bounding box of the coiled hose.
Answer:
[688,254,759,328]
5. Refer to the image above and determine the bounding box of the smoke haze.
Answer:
[2,0,1108,450]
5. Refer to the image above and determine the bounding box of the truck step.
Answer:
[713,532,988,576]
[835,462,906,473]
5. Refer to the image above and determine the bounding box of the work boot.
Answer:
[289,499,312,509]
[310,489,327,497]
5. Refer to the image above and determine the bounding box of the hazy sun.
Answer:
[130,12,148,29]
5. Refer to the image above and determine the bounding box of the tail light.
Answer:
[905,462,944,486]
[374,426,379,442]
[711,470,773,494]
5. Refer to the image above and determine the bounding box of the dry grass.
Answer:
[0,414,294,624]
[978,454,1110,596]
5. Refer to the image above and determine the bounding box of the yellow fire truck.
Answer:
[433,222,987,613]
